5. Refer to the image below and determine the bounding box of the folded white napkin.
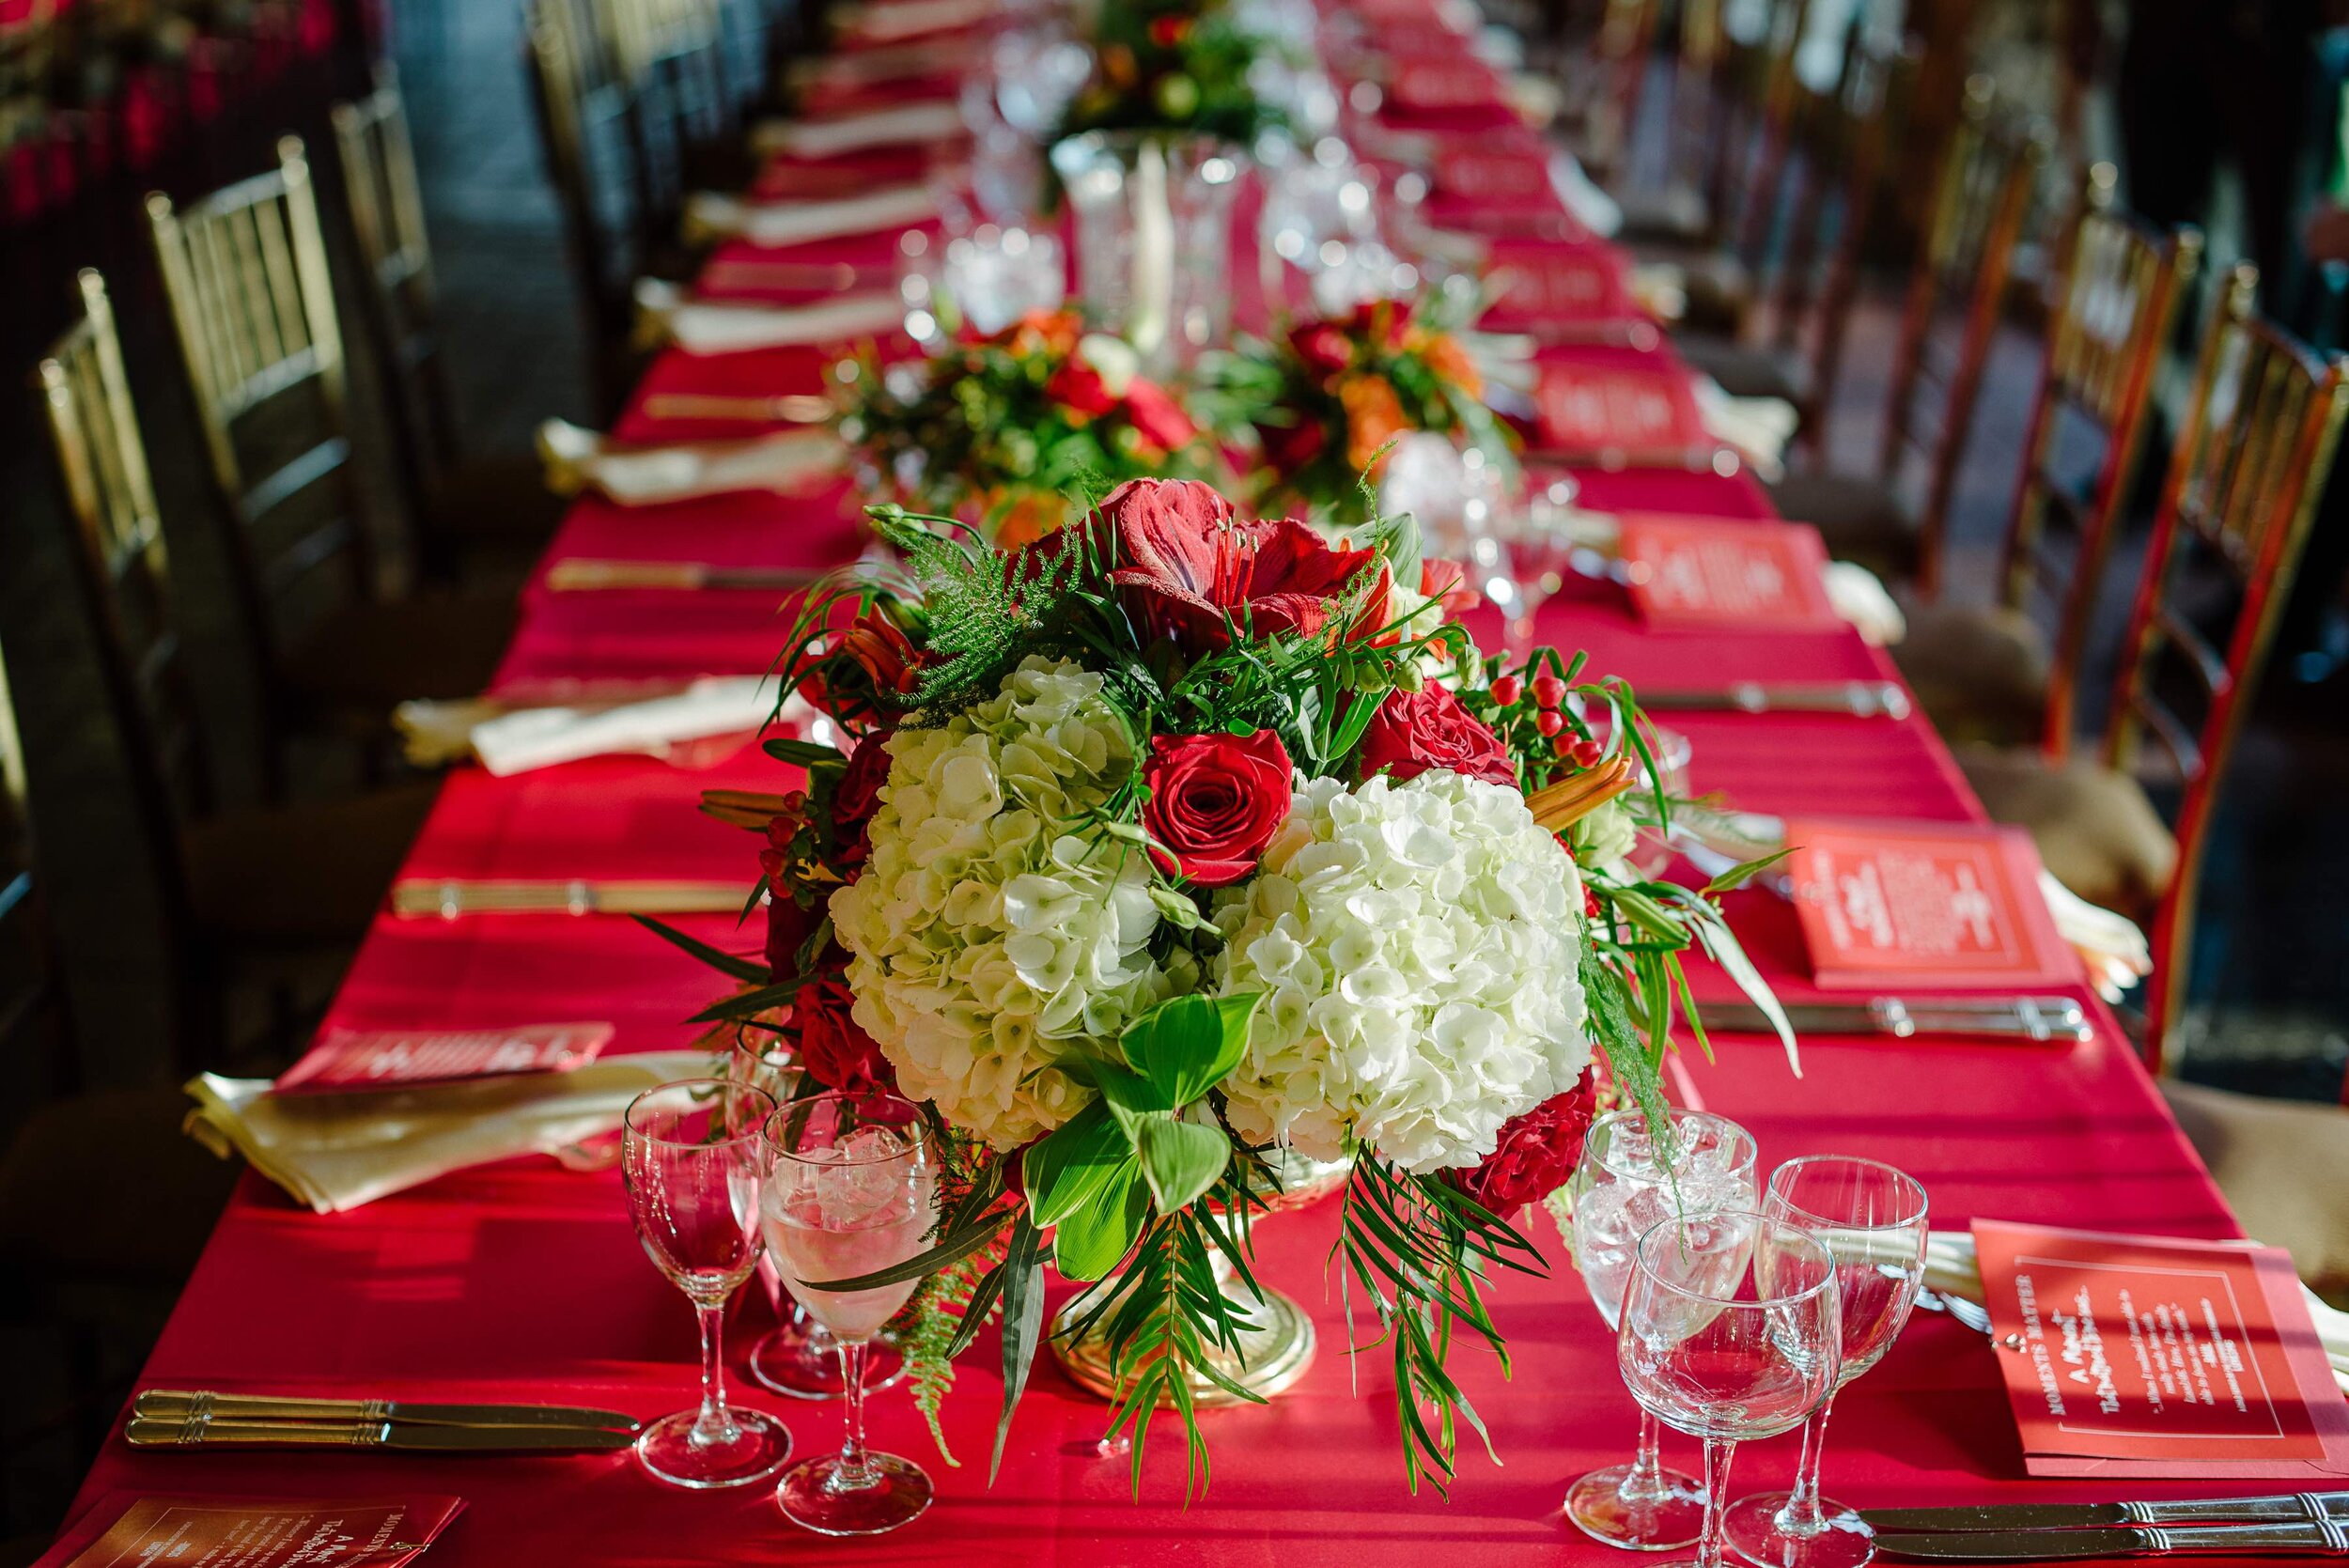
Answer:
[684,182,935,247]
[470,676,778,776]
[184,1050,710,1213]
[1626,261,1690,323]
[1693,375,1797,481]
[632,277,904,354]
[537,419,839,505]
[1549,151,1624,238]
[1820,560,1906,646]
[750,100,967,160]
[832,0,990,44]
[1923,1230,2349,1394]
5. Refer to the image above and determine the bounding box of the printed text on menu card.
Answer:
[1782,819,2078,990]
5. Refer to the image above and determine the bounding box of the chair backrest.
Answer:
[1706,0,1812,260]
[146,136,376,784]
[1568,0,1664,181]
[1994,165,2202,755]
[32,269,211,940]
[0,632,71,1093]
[1875,76,2049,598]
[2110,267,2349,1065]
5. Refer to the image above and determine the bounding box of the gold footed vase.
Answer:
[1047,1153,1348,1408]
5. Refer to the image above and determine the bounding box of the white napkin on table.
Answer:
[1820,560,1906,646]
[632,278,904,354]
[184,1051,709,1214]
[1693,375,1797,481]
[683,182,935,247]
[750,100,967,160]
[831,0,990,44]
[1549,151,1624,237]
[536,419,839,505]
[469,676,778,776]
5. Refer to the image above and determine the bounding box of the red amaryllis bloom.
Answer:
[1141,729,1293,886]
[1120,376,1197,453]
[1101,478,1377,652]
[794,978,892,1093]
[1358,684,1517,787]
[838,607,920,698]
[831,730,892,869]
[1451,1074,1596,1214]
[1044,352,1117,420]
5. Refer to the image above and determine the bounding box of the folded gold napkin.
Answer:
[682,183,936,248]
[184,1050,710,1213]
[631,278,904,355]
[748,101,968,160]
[536,419,839,505]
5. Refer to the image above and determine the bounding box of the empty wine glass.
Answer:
[1722,1157,1929,1568]
[762,1092,937,1535]
[1498,477,1583,656]
[620,1079,793,1489]
[1619,1211,1843,1568]
[1563,1108,1759,1552]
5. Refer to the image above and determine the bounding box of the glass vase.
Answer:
[1049,131,1247,374]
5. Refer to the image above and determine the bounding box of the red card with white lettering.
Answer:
[1533,355,1709,453]
[272,1023,614,1095]
[1482,241,1631,326]
[1434,147,1554,205]
[1618,515,1839,630]
[1387,58,1508,113]
[1782,819,2078,990]
[1970,1220,2349,1477]
[54,1494,466,1568]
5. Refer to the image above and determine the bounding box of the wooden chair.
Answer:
[145,136,517,798]
[34,269,438,1070]
[331,66,567,581]
[1959,266,2349,1065]
[1894,166,2203,747]
[1766,76,2050,595]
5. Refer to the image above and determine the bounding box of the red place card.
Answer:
[272,1023,614,1095]
[1435,147,1553,204]
[1618,515,1839,630]
[1971,1220,2349,1478]
[56,1494,466,1568]
[1387,58,1508,113]
[1482,241,1630,325]
[1533,358,1709,452]
[1782,819,2079,990]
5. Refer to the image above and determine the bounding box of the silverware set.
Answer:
[127,1389,640,1453]
[388,878,747,918]
[1639,679,1913,718]
[1868,1491,2349,1560]
[1698,996,2093,1043]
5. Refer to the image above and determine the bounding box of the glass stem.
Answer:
[690,1301,737,1446]
[1777,1389,1838,1536]
[1694,1436,1738,1568]
[1619,1407,1671,1502]
[836,1338,876,1485]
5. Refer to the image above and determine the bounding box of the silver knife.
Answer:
[1638,680,1912,718]
[124,1415,637,1452]
[1866,1494,2349,1533]
[135,1389,641,1434]
[1875,1518,2349,1560]
[1697,996,2093,1043]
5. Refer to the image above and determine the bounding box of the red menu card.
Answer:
[272,1023,614,1095]
[54,1495,466,1568]
[1533,358,1709,453]
[1482,241,1631,326]
[1971,1220,2349,1478]
[1782,819,2080,990]
[1434,147,1555,205]
[1386,58,1509,113]
[1617,515,1839,631]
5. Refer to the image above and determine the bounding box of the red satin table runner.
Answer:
[38,9,2295,1565]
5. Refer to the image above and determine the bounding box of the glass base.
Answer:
[1564,1462,1708,1551]
[776,1452,933,1535]
[749,1324,905,1401]
[1721,1492,1876,1568]
[633,1405,792,1490]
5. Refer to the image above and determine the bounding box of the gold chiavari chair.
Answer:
[1959,266,2349,1066]
[1767,77,2050,594]
[1893,166,2202,748]
[146,136,516,795]
[332,67,566,580]
[35,269,438,1069]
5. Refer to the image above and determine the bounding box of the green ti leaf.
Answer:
[1134,1116,1231,1213]
[1117,992,1259,1108]
[1050,1159,1150,1280]
[1021,1099,1131,1228]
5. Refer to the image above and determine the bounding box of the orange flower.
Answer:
[1415,330,1484,400]
[990,490,1067,551]
[1001,309,1082,359]
[1338,372,1409,472]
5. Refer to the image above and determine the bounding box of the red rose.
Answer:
[1100,478,1377,653]
[1358,685,1517,788]
[1452,1075,1596,1214]
[1257,414,1328,474]
[1345,298,1410,349]
[1045,353,1117,420]
[1120,376,1197,453]
[765,879,820,978]
[1287,320,1354,378]
[795,978,892,1094]
[1141,729,1293,886]
[1146,13,1190,46]
[832,729,892,869]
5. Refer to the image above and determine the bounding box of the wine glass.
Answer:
[762,1092,938,1535]
[620,1078,794,1489]
[1619,1210,1843,1568]
[1499,477,1582,656]
[1563,1108,1759,1551]
[728,1030,909,1404]
[1721,1157,1929,1568]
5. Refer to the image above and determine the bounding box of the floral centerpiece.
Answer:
[836,309,1224,548]
[1052,0,1288,149]
[1210,290,1521,528]
[652,477,1791,1493]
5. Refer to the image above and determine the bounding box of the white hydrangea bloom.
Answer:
[1211,769,1593,1173]
[831,657,1196,1149]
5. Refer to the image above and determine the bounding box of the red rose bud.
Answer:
[1452,1075,1597,1215]
[794,977,893,1093]
[1488,674,1522,706]
[831,730,893,868]
[1121,376,1198,454]
[1044,352,1118,420]
[1359,685,1518,788]
[1534,708,1564,737]
[1141,728,1294,887]
[1532,672,1566,708]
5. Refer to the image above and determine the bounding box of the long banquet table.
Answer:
[37,12,2304,1565]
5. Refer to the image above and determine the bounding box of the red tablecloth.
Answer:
[38,19,2292,1566]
